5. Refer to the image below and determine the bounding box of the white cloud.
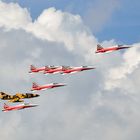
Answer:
[0,2,97,53]
[105,43,140,91]
[0,1,140,140]
[0,1,31,29]
[26,7,97,53]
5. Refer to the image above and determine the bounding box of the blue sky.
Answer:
[96,0,140,44]
[1,1,140,140]
[5,0,139,45]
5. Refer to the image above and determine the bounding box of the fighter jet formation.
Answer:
[1,43,131,112]
[29,65,95,75]
[1,64,95,112]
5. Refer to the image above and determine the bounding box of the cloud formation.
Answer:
[0,1,31,29]
[0,1,140,140]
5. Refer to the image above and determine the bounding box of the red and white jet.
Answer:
[44,66,63,75]
[29,65,45,73]
[31,82,66,91]
[2,103,38,112]
[60,66,95,74]
[95,44,130,53]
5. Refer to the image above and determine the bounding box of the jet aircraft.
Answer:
[44,66,63,74]
[95,44,130,53]
[31,82,66,91]
[29,65,45,73]
[0,92,39,103]
[60,66,95,74]
[2,103,38,112]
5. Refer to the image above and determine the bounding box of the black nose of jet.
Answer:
[35,94,40,97]
[25,93,40,98]
[32,94,40,97]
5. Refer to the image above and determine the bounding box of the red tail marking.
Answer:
[30,65,36,70]
[32,82,38,88]
[97,44,104,50]
[45,66,50,71]
[4,103,9,109]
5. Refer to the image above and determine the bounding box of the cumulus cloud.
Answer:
[105,43,140,91]
[27,7,97,52]
[0,1,140,140]
[0,1,31,29]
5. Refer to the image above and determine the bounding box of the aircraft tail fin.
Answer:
[45,66,50,71]
[4,103,9,109]
[62,66,70,70]
[32,82,39,88]
[0,92,7,98]
[118,44,123,47]
[30,65,36,71]
[97,44,104,50]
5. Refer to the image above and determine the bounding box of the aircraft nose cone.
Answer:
[61,84,66,87]
[90,67,96,70]
[34,94,40,97]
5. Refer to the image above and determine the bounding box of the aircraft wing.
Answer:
[8,98,24,103]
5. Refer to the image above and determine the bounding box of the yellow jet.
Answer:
[0,92,39,103]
